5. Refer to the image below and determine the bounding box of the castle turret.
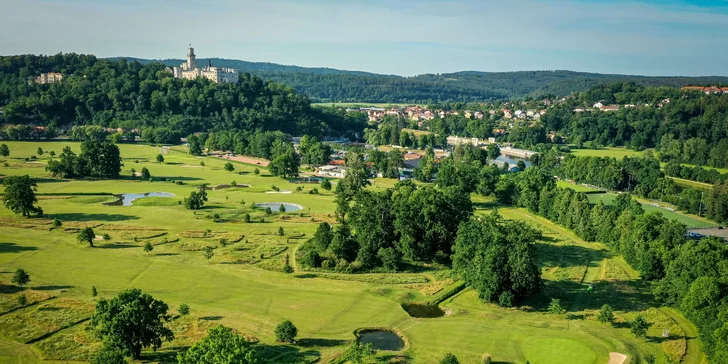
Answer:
[187,47,196,70]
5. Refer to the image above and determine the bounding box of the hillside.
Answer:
[118,57,728,103]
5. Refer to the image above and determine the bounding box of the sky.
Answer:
[1,0,727,76]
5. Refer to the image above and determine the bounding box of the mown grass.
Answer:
[569,146,645,159]
[586,193,716,228]
[0,141,706,363]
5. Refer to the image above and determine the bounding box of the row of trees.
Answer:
[555,155,728,224]
[45,140,122,179]
[663,161,728,185]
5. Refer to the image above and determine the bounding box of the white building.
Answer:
[172,47,238,84]
[35,72,63,84]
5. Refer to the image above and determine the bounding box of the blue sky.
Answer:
[1,0,727,76]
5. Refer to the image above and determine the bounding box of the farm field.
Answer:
[0,141,705,363]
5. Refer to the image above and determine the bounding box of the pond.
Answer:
[358,330,405,351]
[401,303,446,318]
[253,202,303,212]
[104,192,175,206]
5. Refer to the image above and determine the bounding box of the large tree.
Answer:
[177,325,260,364]
[268,142,300,179]
[78,227,96,247]
[2,175,40,217]
[90,288,174,359]
[452,212,542,306]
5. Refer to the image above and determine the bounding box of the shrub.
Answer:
[271,185,279,191]
[200,161,205,166]
[103,233,111,241]
[243,213,251,223]
[498,291,514,307]
[52,218,62,227]
[254,168,260,175]
[17,294,28,306]
[179,303,190,316]
[296,186,303,192]
[308,188,319,195]
[92,286,98,297]
[278,227,285,236]
[231,180,237,187]
[265,207,272,215]
[274,320,298,343]
[219,238,228,247]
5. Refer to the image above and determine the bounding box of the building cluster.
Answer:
[169,47,238,84]
[35,72,63,84]
[681,86,728,94]
[348,104,550,123]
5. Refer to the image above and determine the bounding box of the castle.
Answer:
[171,47,238,84]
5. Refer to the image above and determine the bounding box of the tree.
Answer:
[17,294,28,306]
[75,226,96,247]
[345,342,374,364]
[156,154,164,163]
[143,242,153,253]
[49,150,55,157]
[2,175,40,217]
[177,325,260,364]
[486,143,501,160]
[141,167,151,180]
[440,353,460,364]
[52,218,62,227]
[279,204,286,213]
[320,178,332,191]
[268,143,300,179]
[203,246,214,260]
[90,288,174,360]
[452,212,541,305]
[224,162,235,172]
[92,286,98,297]
[0,143,9,157]
[184,188,208,210]
[278,226,285,236]
[598,304,614,325]
[91,345,127,364]
[548,298,566,314]
[12,268,30,287]
[37,147,44,156]
[517,160,527,171]
[178,303,190,316]
[187,134,203,156]
[630,314,650,338]
[254,168,260,175]
[274,320,298,343]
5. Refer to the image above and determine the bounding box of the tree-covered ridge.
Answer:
[540,83,728,168]
[123,57,728,102]
[0,54,355,139]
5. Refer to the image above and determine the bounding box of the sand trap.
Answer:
[265,190,292,194]
[608,352,627,364]
[94,235,104,241]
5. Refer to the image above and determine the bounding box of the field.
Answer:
[0,141,707,363]
[569,147,645,159]
[556,180,604,193]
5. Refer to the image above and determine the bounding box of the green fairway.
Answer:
[0,141,706,363]
[586,193,716,228]
[556,180,603,192]
[570,147,645,159]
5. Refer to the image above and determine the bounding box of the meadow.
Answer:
[569,147,645,159]
[0,141,707,363]
[586,193,716,229]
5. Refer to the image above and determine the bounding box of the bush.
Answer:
[17,294,28,306]
[278,227,285,236]
[91,345,126,364]
[265,207,272,215]
[300,250,322,268]
[254,168,260,175]
[498,291,514,307]
[231,180,237,187]
[296,186,303,192]
[52,218,62,227]
[219,238,228,247]
[200,161,205,167]
[179,303,190,316]
[271,185,279,191]
[321,259,335,270]
[103,233,111,241]
[243,213,251,223]
[274,320,298,343]
[308,188,319,195]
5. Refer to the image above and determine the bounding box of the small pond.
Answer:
[104,192,175,206]
[254,202,303,212]
[358,330,405,351]
[401,303,446,318]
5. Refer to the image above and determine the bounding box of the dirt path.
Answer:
[608,352,627,364]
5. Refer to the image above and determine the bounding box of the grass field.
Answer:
[556,180,603,193]
[586,193,716,228]
[0,141,706,363]
[570,147,645,159]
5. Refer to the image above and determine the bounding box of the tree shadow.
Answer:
[536,242,610,269]
[51,213,140,222]
[379,353,412,363]
[199,316,223,321]
[297,338,347,348]
[34,285,73,291]
[99,243,138,249]
[32,178,69,184]
[154,253,179,257]
[140,348,184,363]
[473,201,500,210]
[0,242,39,253]
[255,343,320,364]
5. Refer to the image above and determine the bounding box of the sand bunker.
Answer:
[608,352,627,364]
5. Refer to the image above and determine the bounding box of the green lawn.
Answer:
[570,147,645,159]
[556,180,603,192]
[0,141,705,363]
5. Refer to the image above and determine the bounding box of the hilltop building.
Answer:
[35,72,63,84]
[171,47,238,84]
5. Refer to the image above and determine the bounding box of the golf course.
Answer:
[0,141,707,363]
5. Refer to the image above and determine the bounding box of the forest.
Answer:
[130,57,728,103]
[0,54,363,141]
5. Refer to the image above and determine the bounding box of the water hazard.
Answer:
[104,192,175,206]
[358,330,405,351]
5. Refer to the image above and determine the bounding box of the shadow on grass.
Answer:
[154,253,179,257]
[34,285,73,291]
[255,343,321,364]
[379,353,412,363]
[0,242,39,253]
[536,243,610,269]
[297,338,347,348]
[473,201,500,210]
[99,243,138,249]
[199,316,223,321]
[526,278,656,313]
[32,178,69,184]
[141,349,182,363]
[51,213,140,222]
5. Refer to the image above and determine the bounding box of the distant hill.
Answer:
[114,57,728,103]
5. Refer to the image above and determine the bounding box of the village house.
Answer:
[35,72,63,84]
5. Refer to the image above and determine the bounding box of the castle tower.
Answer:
[187,47,196,70]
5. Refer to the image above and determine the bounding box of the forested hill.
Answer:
[120,57,728,103]
[0,54,365,142]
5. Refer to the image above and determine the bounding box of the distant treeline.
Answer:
[126,57,728,102]
[0,54,363,140]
